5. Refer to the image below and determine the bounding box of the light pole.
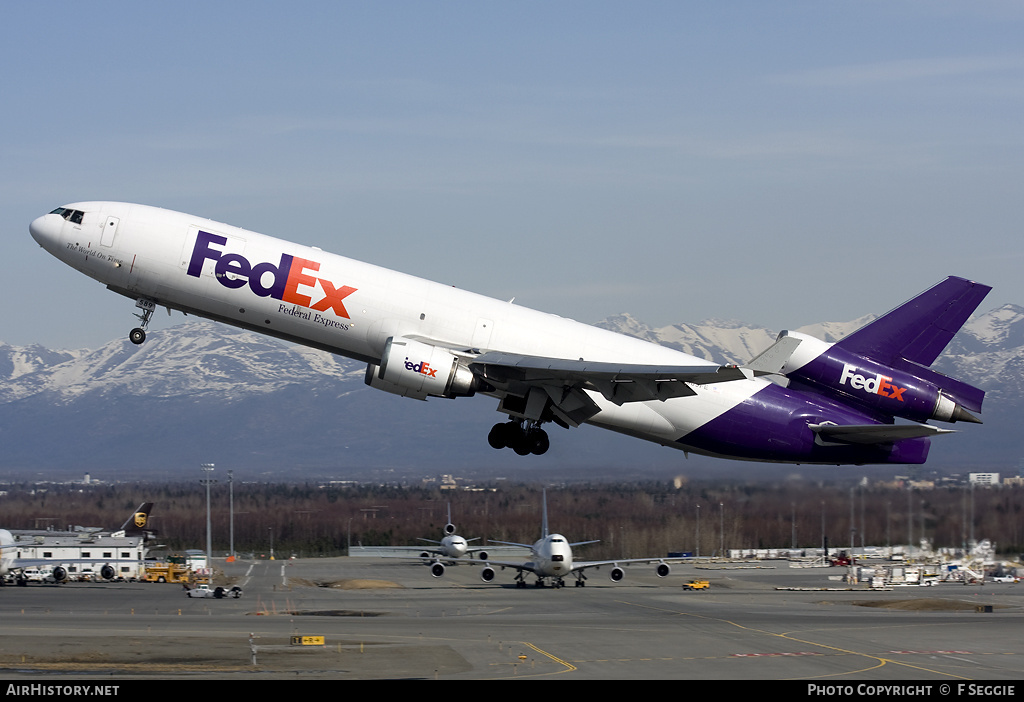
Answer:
[695,504,701,559]
[719,502,724,558]
[228,469,235,560]
[200,463,216,579]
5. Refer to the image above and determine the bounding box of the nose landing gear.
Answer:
[129,298,156,345]
[487,420,550,455]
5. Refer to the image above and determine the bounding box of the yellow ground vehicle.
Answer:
[144,557,208,584]
[682,579,709,591]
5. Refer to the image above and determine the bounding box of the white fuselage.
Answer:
[0,529,16,575]
[526,534,574,578]
[28,202,768,451]
[440,534,468,559]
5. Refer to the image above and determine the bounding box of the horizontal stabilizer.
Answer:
[810,422,955,445]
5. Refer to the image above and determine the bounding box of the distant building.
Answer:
[969,473,1001,486]
[8,534,147,580]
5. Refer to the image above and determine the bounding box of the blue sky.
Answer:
[4,2,1022,349]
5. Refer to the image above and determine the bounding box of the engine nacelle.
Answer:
[656,563,671,578]
[444,522,456,535]
[419,551,431,559]
[778,331,983,425]
[480,566,496,583]
[100,564,115,581]
[366,337,483,401]
[477,551,489,562]
[51,566,68,583]
[430,562,446,578]
[610,566,625,583]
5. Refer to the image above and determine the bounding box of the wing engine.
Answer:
[365,336,490,400]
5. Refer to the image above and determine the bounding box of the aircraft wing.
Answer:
[462,557,542,576]
[569,556,686,574]
[347,545,529,559]
[810,423,955,445]
[469,352,754,421]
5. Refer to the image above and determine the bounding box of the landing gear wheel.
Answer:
[129,328,146,345]
[488,422,516,449]
[488,420,550,456]
[527,428,550,455]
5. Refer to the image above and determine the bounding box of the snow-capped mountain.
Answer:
[1,324,362,404]
[2,304,1022,478]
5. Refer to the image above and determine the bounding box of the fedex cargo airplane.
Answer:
[29,202,988,465]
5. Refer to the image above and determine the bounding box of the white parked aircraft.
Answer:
[29,203,988,465]
[416,504,491,561]
[430,490,678,588]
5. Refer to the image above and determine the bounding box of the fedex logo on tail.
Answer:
[187,231,356,318]
[839,364,906,401]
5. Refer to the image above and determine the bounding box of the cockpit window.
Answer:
[50,207,84,225]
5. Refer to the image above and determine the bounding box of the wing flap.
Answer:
[471,352,750,405]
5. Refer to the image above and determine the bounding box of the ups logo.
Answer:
[134,512,148,528]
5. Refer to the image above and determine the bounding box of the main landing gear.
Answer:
[487,420,550,456]
[129,298,157,345]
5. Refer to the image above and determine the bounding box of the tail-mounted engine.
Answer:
[365,336,486,400]
[779,331,983,424]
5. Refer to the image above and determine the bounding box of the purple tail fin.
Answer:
[834,276,990,414]
[836,276,991,366]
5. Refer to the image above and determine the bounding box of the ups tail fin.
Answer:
[835,276,991,367]
[119,502,155,536]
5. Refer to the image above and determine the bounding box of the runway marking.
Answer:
[616,599,975,680]
[500,641,577,678]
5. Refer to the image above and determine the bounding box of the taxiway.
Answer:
[1,556,1021,680]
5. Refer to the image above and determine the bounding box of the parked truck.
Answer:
[144,556,208,584]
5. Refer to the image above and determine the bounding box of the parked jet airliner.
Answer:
[29,203,988,465]
[416,504,490,562]
[429,490,677,588]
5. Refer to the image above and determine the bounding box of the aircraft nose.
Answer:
[29,212,62,251]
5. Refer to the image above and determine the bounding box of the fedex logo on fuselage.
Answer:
[839,363,906,401]
[187,231,356,318]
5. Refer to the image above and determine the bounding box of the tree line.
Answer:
[1,479,1020,559]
